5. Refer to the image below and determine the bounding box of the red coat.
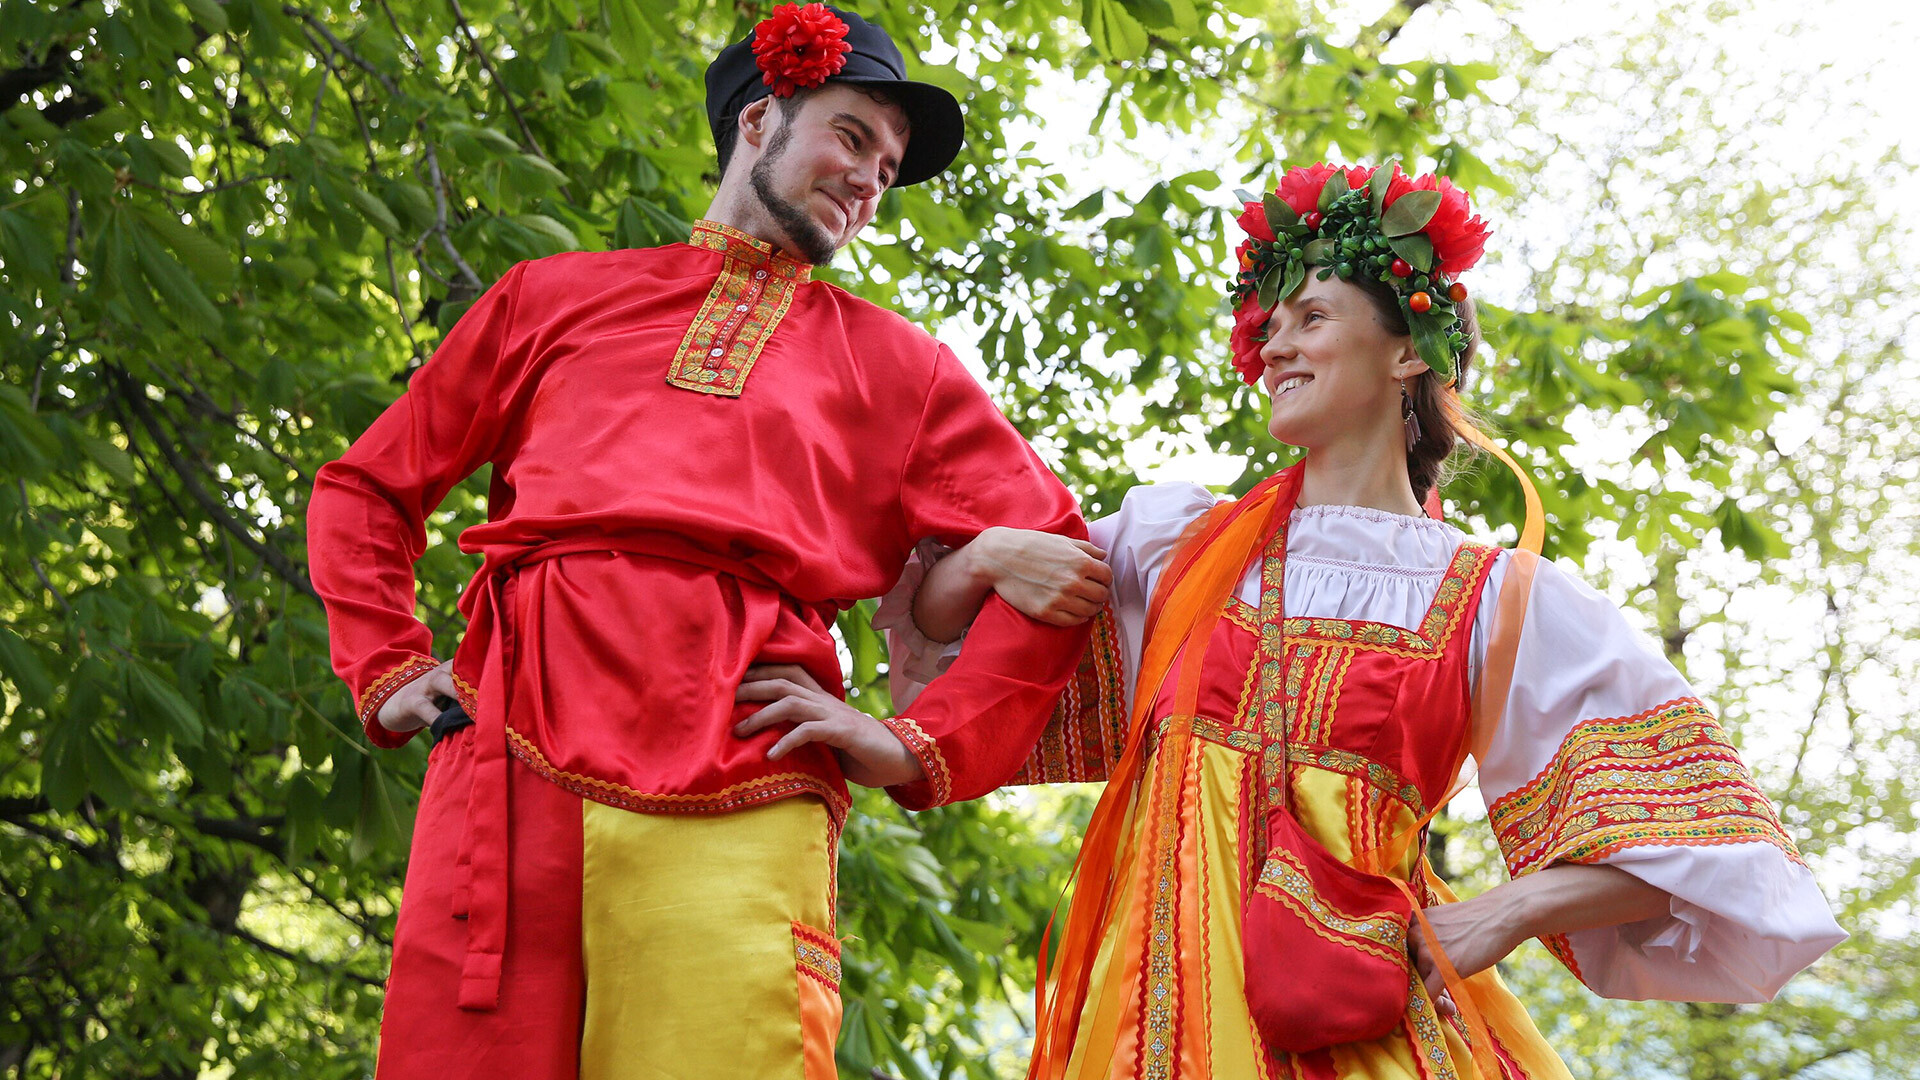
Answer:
[307,221,1091,1006]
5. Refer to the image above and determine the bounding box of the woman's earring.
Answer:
[1402,380,1421,452]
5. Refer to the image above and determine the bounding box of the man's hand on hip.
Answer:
[377,660,460,735]
[733,664,926,789]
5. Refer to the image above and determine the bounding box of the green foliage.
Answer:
[0,0,1904,1077]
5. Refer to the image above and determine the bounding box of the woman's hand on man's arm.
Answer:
[913,527,1113,643]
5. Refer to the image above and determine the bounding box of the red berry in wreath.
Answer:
[1304,211,1324,230]
[1447,281,1468,302]
[1409,291,1432,313]
[1390,258,1411,277]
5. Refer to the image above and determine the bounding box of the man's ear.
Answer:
[738,97,775,152]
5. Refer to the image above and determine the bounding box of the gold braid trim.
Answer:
[877,714,952,806]
[355,655,440,729]
[505,726,851,824]
[1487,697,1803,877]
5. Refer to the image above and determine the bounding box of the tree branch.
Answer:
[219,923,385,989]
[114,371,318,598]
[444,0,572,202]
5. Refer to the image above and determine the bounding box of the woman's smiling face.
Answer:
[1255,275,1423,450]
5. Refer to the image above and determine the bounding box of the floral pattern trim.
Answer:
[1253,846,1411,967]
[1487,697,1804,879]
[1138,720,1190,1080]
[356,654,440,738]
[668,220,811,397]
[1007,607,1128,784]
[1278,543,1497,659]
[505,726,852,824]
[878,714,952,807]
[791,921,843,991]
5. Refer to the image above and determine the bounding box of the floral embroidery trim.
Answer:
[1279,543,1497,658]
[1487,697,1804,878]
[505,726,852,824]
[1402,966,1460,1080]
[1291,743,1429,821]
[1252,846,1411,966]
[1007,607,1129,784]
[669,220,811,397]
[1225,595,1259,633]
[878,714,952,806]
[356,655,441,732]
[791,921,843,990]
[1138,720,1190,1080]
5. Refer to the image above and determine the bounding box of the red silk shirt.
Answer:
[308,220,1092,830]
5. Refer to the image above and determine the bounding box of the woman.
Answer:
[857,163,1844,1080]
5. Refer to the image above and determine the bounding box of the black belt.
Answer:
[431,702,475,745]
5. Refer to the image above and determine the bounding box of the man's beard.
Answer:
[748,122,837,266]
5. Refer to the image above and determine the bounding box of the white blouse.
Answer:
[876,481,1844,1004]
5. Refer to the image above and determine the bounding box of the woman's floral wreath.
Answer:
[751,3,852,98]
[1228,162,1491,386]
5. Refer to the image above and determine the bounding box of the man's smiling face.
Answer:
[741,83,911,264]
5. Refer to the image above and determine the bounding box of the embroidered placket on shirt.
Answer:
[668,220,812,397]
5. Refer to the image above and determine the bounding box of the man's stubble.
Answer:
[748,118,837,266]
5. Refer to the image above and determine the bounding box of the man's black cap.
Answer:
[705,6,964,187]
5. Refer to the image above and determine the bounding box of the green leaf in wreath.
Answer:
[1371,162,1395,218]
[1303,238,1336,265]
[1278,259,1306,303]
[1406,304,1456,380]
[1380,189,1441,236]
[1318,170,1348,211]
[1257,265,1282,310]
[1263,192,1298,232]
[1387,232,1435,273]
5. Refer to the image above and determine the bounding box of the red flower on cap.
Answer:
[752,3,853,98]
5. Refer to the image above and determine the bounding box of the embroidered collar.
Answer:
[689,219,813,282]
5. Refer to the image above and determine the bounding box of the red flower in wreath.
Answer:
[1399,173,1490,277]
[1236,200,1275,243]
[1229,295,1268,385]
[1274,162,1377,217]
[752,3,853,98]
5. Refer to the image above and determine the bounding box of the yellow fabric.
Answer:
[579,796,836,1080]
[1059,718,1566,1080]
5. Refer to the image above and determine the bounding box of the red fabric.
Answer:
[308,229,1088,807]
[310,227,1092,1004]
[378,728,584,1077]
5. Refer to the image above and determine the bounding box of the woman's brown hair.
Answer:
[1348,276,1485,503]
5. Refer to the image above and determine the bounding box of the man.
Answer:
[307,6,1103,1077]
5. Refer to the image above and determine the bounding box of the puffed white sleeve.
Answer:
[1473,554,1846,1002]
[873,539,960,710]
[874,482,1217,757]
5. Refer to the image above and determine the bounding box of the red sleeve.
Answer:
[306,264,528,747]
[880,346,1093,809]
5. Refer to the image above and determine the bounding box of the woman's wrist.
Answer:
[958,527,1007,591]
